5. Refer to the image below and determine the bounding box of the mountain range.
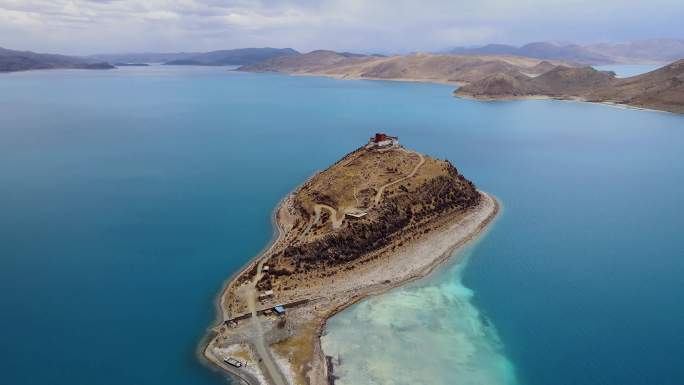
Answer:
[90,47,299,66]
[1,47,300,72]
[0,47,113,72]
[447,39,684,65]
[4,39,684,74]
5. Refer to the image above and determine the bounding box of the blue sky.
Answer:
[0,0,682,54]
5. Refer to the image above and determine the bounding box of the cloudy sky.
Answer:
[0,0,682,55]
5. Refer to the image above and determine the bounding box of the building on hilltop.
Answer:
[366,133,399,148]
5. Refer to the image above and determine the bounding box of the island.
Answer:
[202,134,499,385]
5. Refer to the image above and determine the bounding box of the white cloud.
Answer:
[0,0,681,54]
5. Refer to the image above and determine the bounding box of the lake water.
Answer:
[1,66,683,385]
[593,64,664,77]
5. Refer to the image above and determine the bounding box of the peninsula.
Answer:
[203,134,498,385]
[239,50,684,114]
[455,59,684,113]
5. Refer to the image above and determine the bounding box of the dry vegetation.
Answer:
[224,144,480,316]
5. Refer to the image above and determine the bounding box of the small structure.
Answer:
[224,357,243,368]
[273,305,286,315]
[366,133,399,149]
[258,290,274,300]
[345,211,368,219]
[262,265,270,272]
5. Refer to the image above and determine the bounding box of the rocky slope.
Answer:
[224,143,482,315]
[275,149,479,276]
[209,140,497,385]
[240,51,568,84]
[456,59,684,113]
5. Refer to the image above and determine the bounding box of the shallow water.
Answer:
[322,248,517,385]
[1,66,683,385]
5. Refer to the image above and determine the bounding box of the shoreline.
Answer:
[314,192,501,358]
[454,92,679,114]
[201,188,500,385]
[237,69,681,115]
[236,68,463,86]
[198,191,291,384]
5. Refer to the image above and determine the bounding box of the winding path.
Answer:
[298,148,424,241]
[314,204,345,229]
[297,203,345,242]
[373,148,425,205]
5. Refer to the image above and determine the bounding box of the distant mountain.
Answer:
[241,50,371,73]
[3,47,300,72]
[240,50,570,84]
[113,63,149,67]
[447,39,684,65]
[455,59,684,113]
[449,44,524,57]
[90,48,299,66]
[163,48,299,66]
[584,39,684,64]
[89,52,199,64]
[0,47,114,73]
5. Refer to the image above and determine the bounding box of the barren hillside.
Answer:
[240,51,568,84]
[456,59,684,113]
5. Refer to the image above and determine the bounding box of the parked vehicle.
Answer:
[224,357,243,368]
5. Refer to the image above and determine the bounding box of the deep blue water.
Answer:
[1,66,683,385]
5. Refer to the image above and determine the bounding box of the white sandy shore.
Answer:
[304,192,500,385]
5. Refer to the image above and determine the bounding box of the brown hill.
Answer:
[240,50,370,72]
[224,141,483,316]
[456,59,684,113]
[588,59,684,113]
[240,51,567,84]
[209,138,497,385]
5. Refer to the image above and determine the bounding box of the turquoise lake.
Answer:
[1,65,683,385]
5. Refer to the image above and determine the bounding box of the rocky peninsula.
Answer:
[455,59,684,113]
[203,135,499,385]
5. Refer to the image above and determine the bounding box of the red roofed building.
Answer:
[367,133,399,148]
